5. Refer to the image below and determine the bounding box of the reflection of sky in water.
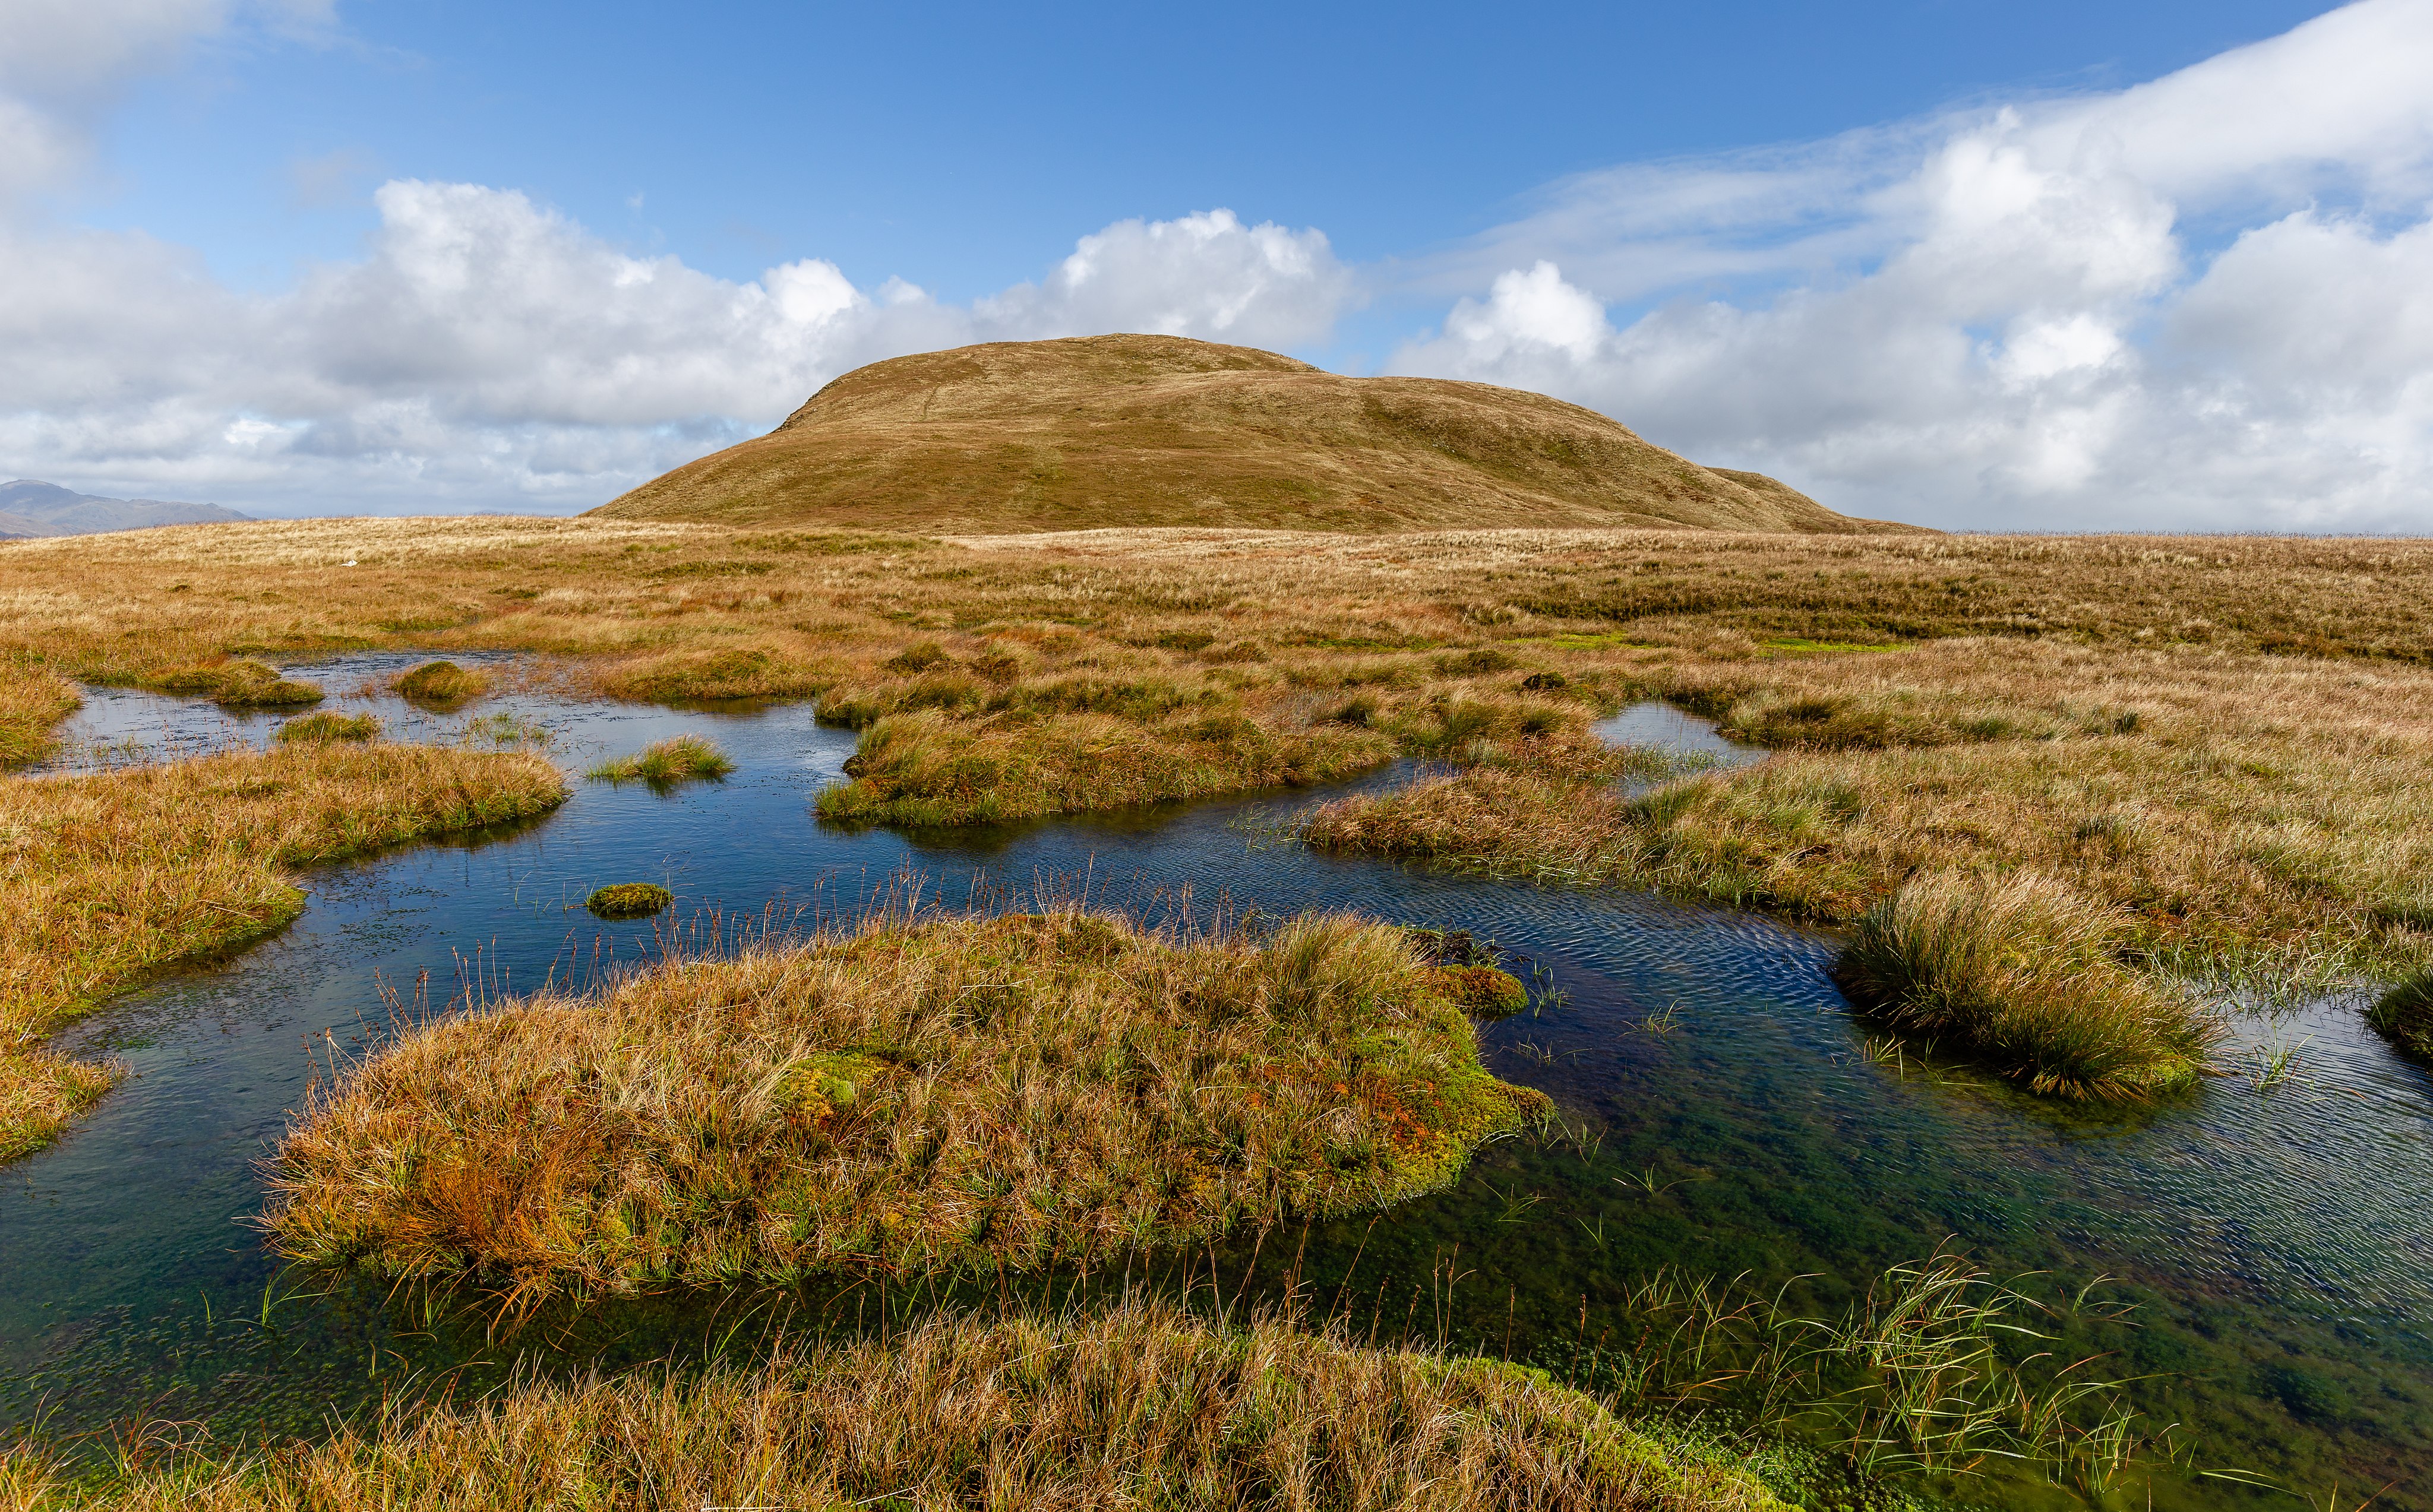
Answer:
[5,658,2431,1504]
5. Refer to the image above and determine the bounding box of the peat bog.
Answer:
[3,665,2431,1507]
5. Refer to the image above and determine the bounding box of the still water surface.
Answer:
[6,657,2429,1505]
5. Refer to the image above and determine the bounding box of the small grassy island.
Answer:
[266,910,1549,1301]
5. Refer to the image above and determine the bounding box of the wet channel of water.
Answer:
[5,656,2430,1506]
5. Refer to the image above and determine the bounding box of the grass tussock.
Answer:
[584,882,671,919]
[1832,872,2218,1100]
[0,1301,1781,1511]
[0,744,565,1163]
[266,909,1550,1302]
[150,658,322,707]
[2366,969,2433,1060]
[584,734,733,787]
[274,710,380,744]
[391,659,490,706]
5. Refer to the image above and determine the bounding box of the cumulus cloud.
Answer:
[0,180,1357,513]
[1394,0,2433,530]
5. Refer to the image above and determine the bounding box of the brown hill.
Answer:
[592,334,1903,534]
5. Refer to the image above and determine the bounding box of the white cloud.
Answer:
[0,181,1357,513]
[1394,0,2433,530]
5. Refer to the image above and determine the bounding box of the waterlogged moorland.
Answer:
[1,521,2431,1505]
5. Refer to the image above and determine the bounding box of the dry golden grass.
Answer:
[266,909,1548,1305]
[0,663,80,768]
[4,516,2429,983]
[0,742,565,1162]
[0,1300,1783,1512]
[596,334,1878,534]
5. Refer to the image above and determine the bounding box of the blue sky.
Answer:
[5,0,2431,529]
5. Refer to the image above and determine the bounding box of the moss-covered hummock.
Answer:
[267,910,1552,1299]
[585,882,673,919]
[393,659,491,707]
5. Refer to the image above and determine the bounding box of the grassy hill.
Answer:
[590,334,1904,533]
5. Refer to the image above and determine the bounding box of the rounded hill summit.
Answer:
[592,334,1897,534]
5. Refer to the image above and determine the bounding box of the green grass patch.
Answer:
[585,882,672,919]
[1758,636,1904,654]
[266,910,1551,1301]
[586,734,734,787]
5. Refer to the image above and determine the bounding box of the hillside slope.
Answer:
[592,334,1904,534]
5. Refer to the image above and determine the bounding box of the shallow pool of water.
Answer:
[6,662,2429,1506]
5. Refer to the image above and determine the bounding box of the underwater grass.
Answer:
[0,743,567,1163]
[266,908,1551,1305]
[584,733,734,787]
[391,659,490,706]
[273,710,380,744]
[0,1299,1784,1511]
[1832,872,2219,1101]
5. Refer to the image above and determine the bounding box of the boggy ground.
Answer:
[267,908,1546,1308]
[0,704,565,1161]
[5,518,2431,1066]
[0,1301,1783,1511]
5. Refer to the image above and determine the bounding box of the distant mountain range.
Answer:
[0,480,251,539]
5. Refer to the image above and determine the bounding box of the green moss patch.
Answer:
[586,882,674,919]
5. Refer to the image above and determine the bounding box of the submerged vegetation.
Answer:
[1832,872,2217,1099]
[266,909,1549,1303]
[584,881,671,919]
[584,733,733,787]
[0,744,565,1162]
[273,710,380,744]
[0,1301,1784,1511]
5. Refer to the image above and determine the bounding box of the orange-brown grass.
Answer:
[1308,636,2433,989]
[0,663,79,769]
[266,909,1550,1306]
[0,743,565,1163]
[0,1300,1782,1512]
[4,518,2430,968]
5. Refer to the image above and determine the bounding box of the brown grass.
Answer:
[0,663,80,768]
[0,1300,1783,1511]
[595,334,1879,534]
[266,909,1549,1305]
[0,743,566,1163]
[2,517,2429,980]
